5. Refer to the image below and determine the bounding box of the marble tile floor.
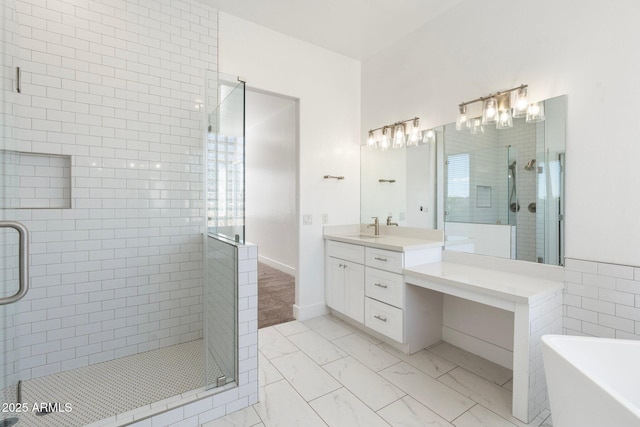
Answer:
[205,315,553,427]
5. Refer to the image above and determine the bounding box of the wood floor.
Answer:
[258,262,295,329]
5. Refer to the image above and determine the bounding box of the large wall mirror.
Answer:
[360,95,566,266]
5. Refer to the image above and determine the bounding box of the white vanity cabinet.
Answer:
[325,234,444,353]
[325,241,365,323]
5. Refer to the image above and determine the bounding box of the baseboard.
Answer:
[442,326,513,370]
[293,302,328,321]
[258,255,295,276]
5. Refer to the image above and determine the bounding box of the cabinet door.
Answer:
[343,260,365,323]
[326,256,345,313]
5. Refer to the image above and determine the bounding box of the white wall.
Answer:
[245,89,297,273]
[362,0,640,267]
[218,13,361,319]
[2,0,217,382]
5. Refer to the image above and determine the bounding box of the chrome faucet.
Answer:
[386,216,398,226]
[367,217,380,236]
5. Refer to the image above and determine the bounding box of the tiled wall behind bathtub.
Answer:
[564,258,640,340]
[4,0,218,382]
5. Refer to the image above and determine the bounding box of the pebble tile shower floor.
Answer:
[4,339,215,427]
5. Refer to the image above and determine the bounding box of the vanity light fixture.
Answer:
[526,101,545,122]
[496,93,513,129]
[407,118,422,146]
[513,86,528,118]
[379,126,391,151]
[481,96,498,125]
[366,116,424,150]
[367,130,376,147]
[455,105,470,131]
[457,84,544,131]
[392,123,406,148]
[470,117,484,134]
[423,128,436,143]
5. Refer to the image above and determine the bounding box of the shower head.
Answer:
[509,161,516,170]
[524,159,536,171]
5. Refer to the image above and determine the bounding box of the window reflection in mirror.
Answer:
[444,95,566,266]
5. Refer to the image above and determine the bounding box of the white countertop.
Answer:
[323,232,443,252]
[404,261,564,304]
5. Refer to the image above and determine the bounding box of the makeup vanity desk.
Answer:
[404,251,564,424]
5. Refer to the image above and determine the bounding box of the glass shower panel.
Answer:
[206,73,245,244]
[204,237,237,389]
[203,72,245,390]
[539,150,564,266]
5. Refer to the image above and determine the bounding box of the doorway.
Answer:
[245,88,299,328]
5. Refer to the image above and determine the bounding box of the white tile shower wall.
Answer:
[564,258,640,340]
[3,0,218,382]
[445,124,509,225]
[128,243,258,427]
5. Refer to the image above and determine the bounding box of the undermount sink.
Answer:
[348,234,379,239]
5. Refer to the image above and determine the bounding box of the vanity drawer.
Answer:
[365,267,404,309]
[365,247,403,273]
[327,240,365,264]
[365,297,403,343]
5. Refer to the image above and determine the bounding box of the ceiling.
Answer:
[206,0,463,60]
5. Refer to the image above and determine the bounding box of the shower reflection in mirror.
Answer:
[444,95,566,266]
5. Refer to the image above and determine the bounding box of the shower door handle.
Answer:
[0,221,29,305]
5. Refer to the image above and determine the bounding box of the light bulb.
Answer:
[392,124,406,148]
[456,105,470,131]
[497,109,513,129]
[526,102,545,123]
[513,86,528,118]
[380,127,390,150]
[423,129,436,143]
[482,97,498,125]
[470,117,484,134]
[367,131,375,147]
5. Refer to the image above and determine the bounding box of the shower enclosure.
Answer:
[1,0,251,423]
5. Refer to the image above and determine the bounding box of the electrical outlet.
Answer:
[399,212,406,221]
[303,214,313,225]
[322,213,328,224]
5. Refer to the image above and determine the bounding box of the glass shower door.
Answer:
[1,0,25,425]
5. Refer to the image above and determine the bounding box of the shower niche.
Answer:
[0,150,71,209]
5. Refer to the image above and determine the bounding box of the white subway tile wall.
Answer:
[445,124,510,225]
[4,0,218,383]
[564,258,640,340]
[527,289,562,421]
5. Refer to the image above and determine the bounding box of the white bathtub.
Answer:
[541,335,640,427]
